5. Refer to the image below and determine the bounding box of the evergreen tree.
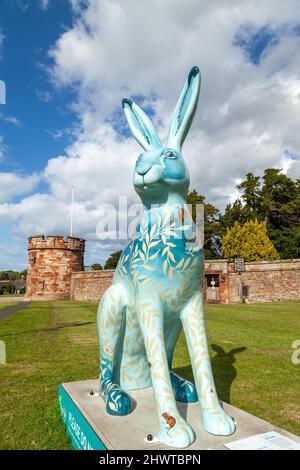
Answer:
[91,263,102,270]
[222,220,279,261]
[237,172,262,216]
[261,168,298,226]
[221,199,247,234]
[261,169,300,257]
[104,250,122,269]
[221,168,300,259]
[187,190,221,259]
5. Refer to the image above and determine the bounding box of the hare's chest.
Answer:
[115,236,203,303]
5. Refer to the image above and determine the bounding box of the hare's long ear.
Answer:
[167,66,201,151]
[122,98,161,151]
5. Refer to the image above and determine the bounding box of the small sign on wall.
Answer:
[234,258,245,273]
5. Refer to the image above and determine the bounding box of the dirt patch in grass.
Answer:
[280,405,300,424]
[50,321,94,330]
[251,347,283,357]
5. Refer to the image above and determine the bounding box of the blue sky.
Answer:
[1,0,75,177]
[0,0,300,271]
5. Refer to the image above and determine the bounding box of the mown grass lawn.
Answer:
[0,302,19,311]
[0,300,299,449]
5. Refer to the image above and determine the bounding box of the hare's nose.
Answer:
[137,163,152,176]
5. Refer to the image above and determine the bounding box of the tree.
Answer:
[221,199,247,234]
[237,172,262,216]
[104,250,122,269]
[270,226,300,259]
[221,169,300,259]
[91,263,102,270]
[187,190,222,259]
[4,284,15,295]
[222,220,279,261]
[261,168,299,226]
[0,271,21,280]
[19,270,27,280]
[260,169,300,257]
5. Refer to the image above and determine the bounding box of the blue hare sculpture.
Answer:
[97,66,235,448]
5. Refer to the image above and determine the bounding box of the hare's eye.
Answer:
[166,151,174,158]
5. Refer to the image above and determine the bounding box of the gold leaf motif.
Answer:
[150,224,157,237]
[163,260,168,276]
[148,251,159,261]
[162,246,168,256]
[143,265,155,271]
[150,240,160,248]
[183,258,191,270]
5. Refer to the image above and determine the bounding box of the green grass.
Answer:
[0,300,299,449]
[0,302,19,311]
[0,294,24,297]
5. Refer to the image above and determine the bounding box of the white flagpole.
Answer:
[70,186,74,237]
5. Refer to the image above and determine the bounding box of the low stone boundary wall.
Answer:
[70,270,115,301]
[69,259,300,304]
[228,259,300,303]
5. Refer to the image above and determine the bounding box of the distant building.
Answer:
[25,236,85,300]
[0,279,26,295]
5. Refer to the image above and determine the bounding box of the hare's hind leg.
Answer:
[164,317,198,403]
[97,283,133,416]
[180,290,236,436]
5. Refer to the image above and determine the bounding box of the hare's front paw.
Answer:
[159,416,195,449]
[201,409,235,436]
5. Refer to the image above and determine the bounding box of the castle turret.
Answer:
[25,235,85,300]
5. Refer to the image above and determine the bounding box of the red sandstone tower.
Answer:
[25,236,85,300]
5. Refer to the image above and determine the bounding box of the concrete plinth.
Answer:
[58,379,300,450]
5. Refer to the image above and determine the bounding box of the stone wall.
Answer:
[25,236,85,301]
[228,259,300,303]
[69,259,300,304]
[70,270,115,301]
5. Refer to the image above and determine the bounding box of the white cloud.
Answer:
[40,0,49,10]
[0,113,22,127]
[36,89,52,102]
[0,172,39,203]
[2,0,300,266]
[47,0,300,202]
[0,136,6,161]
[0,29,5,59]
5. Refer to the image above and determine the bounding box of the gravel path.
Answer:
[0,296,25,303]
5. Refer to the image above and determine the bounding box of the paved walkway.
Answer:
[0,296,25,303]
[0,302,31,321]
